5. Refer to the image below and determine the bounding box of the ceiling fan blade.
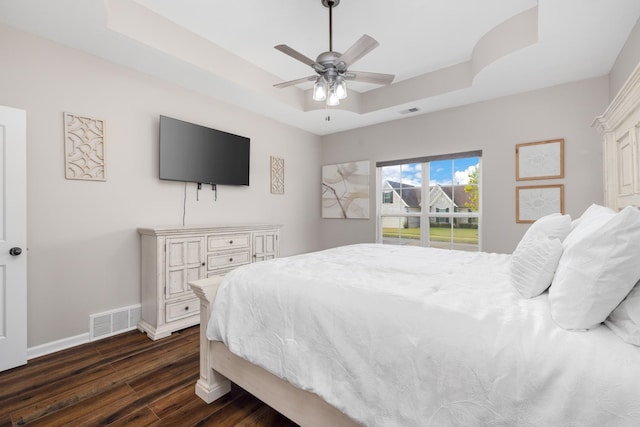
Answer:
[336,34,379,70]
[273,76,318,88]
[274,44,325,72]
[344,71,395,85]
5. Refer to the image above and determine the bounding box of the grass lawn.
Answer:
[383,227,478,244]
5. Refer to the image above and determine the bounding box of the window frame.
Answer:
[376,151,482,251]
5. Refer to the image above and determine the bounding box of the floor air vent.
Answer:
[90,304,141,341]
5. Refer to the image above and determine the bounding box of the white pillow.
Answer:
[605,281,640,346]
[549,206,640,330]
[518,213,572,245]
[577,203,615,222]
[511,237,563,298]
[563,204,615,248]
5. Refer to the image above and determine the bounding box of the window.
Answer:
[382,191,393,204]
[377,151,481,251]
[435,208,449,224]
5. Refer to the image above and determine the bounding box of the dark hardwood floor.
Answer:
[0,325,298,426]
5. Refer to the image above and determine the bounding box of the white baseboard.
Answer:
[26,304,143,360]
[27,333,90,360]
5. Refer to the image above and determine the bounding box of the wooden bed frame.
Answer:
[189,276,359,427]
[188,61,640,426]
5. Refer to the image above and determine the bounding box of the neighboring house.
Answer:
[429,185,476,226]
[381,181,421,228]
[381,180,476,228]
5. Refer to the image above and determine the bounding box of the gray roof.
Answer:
[437,185,473,207]
[386,181,473,208]
[386,181,421,208]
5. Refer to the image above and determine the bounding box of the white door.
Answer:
[0,105,27,372]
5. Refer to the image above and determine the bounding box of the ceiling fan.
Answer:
[273,0,394,106]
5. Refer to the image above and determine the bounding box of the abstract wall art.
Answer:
[270,156,284,194]
[64,112,106,181]
[322,160,370,219]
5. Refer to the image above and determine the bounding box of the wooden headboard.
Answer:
[593,62,640,211]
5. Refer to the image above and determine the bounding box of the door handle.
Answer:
[9,247,22,256]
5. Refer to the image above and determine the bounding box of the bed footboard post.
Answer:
[189,276,231,403]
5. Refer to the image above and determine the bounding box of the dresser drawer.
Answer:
[165,298,199,322]
[207,268,234,278]
[208,250,250,271]
[207,233,250,251]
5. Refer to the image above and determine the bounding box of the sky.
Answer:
[381,156,479,187]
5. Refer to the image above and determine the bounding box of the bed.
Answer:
[191,227,640,426]
[189,63,640,426]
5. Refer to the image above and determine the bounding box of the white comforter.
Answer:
[207,244,640,426]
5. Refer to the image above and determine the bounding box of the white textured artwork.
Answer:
[516,185,564,223]
[322,160,370,219]
[270,156,284,194]
[516,139,564,181]
[64,112,106,181]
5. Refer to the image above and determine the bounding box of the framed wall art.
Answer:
[516,138,564,181]
[516,184,565,223]
[322,160,370,219]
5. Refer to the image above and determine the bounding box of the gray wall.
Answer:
[610,17,640,99]
[2,14,638,349]
[0,24,323,347]
[320,77,609,254]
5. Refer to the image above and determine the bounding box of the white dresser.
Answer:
[138,224,281,340]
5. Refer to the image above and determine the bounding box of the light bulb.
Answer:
[335,78,347,100]
[312,78,326,101]
[327,85,340,106]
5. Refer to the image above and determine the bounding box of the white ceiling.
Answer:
[1,0,639,135]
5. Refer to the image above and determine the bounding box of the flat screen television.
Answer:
[159,115,250,186]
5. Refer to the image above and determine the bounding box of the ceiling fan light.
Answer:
[335,78,347,99]
[313,79,327,101]
[327,85,340,106]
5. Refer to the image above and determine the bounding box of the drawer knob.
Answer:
[229,240,233,244]
[184,306,189,311]
[201,262,205,266]
[229,257,233,262]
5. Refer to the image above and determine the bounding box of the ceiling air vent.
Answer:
[399,107,420,115]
